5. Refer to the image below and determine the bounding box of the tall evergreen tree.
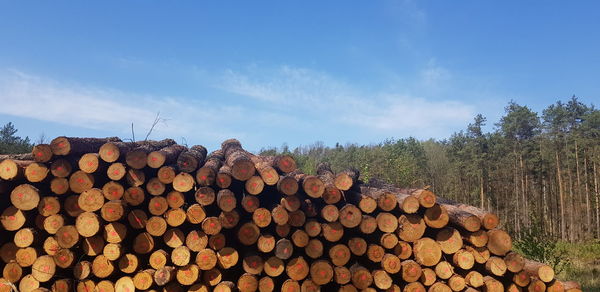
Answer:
[0,122,33,154]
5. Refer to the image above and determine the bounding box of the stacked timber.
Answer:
[0,137,580,292]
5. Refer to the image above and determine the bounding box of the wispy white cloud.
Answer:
[0,63,480,149]
[218,65,475,138]
[0,69,244,145]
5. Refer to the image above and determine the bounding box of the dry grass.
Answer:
[557,241,600,291]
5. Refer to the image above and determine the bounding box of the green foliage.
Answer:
[557,241,600,291]
[513,221,570,274]
[0,122,33,154]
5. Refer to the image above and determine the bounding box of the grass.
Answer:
[557,241,600,291]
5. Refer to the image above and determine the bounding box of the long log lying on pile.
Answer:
[0,136,579,292]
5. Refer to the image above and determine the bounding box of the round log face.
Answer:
[11,184,40,211]
[413,238,442,267]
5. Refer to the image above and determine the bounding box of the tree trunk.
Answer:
[556,151,566,240]
[594,155,600,239]
[584,149,591,234]
[479,171,484,209]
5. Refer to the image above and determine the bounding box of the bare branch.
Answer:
[144,112,164,141]
[180,137,188,148]
[37,132,47,144]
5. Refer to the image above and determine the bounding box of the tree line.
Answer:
[261,97,600,242]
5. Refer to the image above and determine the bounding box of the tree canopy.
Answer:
[262,97,600,242]
[0,122,32,154]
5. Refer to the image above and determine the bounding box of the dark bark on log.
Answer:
[51,136,121,156]
[221,139,255,180]
[196,150,224,186]
[436,196,499,230]
[177,145,207,173]
[147,144,187,169]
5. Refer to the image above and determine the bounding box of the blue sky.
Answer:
[1,1,599,151]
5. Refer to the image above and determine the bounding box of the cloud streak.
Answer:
[218,65,475,138]
[0,70,245,146]
[0,64,477,150]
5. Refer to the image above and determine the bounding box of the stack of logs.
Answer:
[0,137,582,292]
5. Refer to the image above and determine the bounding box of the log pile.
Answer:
[0,137,581,292]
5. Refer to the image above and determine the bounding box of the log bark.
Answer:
[222,139,256,181]
[436,196,499,230]
[0,153,34,161]
[317,162,342,204]
[50,136,121,156]
[125,139,178,169]
[562,281,582,292]
[442,204,482,232]
[523,259,555,283]
[148,144,187,169]
[177,145,207,173]
[251,155,280,186]
[196,150,224,186]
